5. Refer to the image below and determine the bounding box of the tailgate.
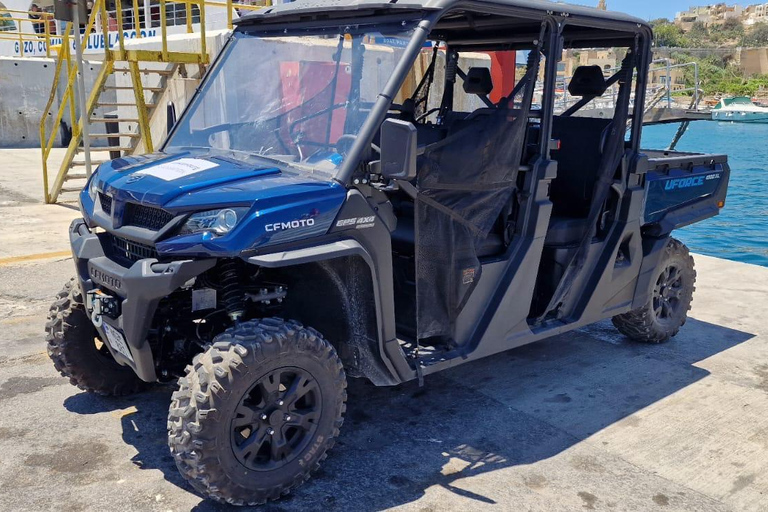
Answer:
[642,151,730,235]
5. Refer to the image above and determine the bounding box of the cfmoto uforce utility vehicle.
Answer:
[47,0,730,505]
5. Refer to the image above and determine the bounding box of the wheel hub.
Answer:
[267,409,284,427]
[230,366,321,471]
[653,264,684,322]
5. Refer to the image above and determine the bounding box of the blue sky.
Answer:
[584,0,693,20]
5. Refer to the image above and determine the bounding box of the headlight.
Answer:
[87,169,99,201]
[181,208,248,236]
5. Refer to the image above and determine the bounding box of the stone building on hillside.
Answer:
[674,2,768,28]
[675,3,744,29]
[745,3,768,25]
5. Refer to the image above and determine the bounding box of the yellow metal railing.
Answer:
[0,8,54,57]
[39,0,270,203]
[40,27,73,204]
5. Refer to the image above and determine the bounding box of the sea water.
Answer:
[642,122,768,267]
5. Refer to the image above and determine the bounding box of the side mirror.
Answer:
[380,118,417,181]
[166,101,177,136]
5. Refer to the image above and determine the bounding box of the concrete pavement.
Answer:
[0,148,81,260]
[1,149,767,511]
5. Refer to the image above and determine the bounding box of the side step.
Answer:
[103,85,164,92]
[90,133,141,138]
[60,186,88,194]
[113,67,174,76]
[96,102,157,108]
[87,146,135,152]
[89,117,140,123]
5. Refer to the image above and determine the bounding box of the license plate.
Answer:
[102,323,134,363]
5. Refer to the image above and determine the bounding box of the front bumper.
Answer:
[69,219,216,382]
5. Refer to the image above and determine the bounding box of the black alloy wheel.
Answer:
[612,238,696,344]
[653,264,685,323]
[168,318,346,506]
[231,367,322,471]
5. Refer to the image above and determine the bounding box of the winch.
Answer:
[85,289,121,327]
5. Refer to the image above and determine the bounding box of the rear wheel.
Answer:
[612,238,696,344]
[167,318,346,506]
[45,278,147,396]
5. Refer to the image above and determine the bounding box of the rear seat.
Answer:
[545,115,613,246]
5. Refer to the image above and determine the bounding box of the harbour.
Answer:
[645,120,768,267]
[1,0,768,509]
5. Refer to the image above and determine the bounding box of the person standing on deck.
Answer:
[29,3,44,35]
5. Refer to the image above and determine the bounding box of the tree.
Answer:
[670,50,768,97]
[714,18,745,45]
[744,24,768,47]
[722,18,743,34]
[653,20,687,48]
[687,21,710,47]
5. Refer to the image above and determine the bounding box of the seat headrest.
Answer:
[463,67,493,96]
[399,98,416,121]
[568,66,608,97]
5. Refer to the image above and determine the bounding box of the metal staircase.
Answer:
[53,60,180,199]
[38,0,261,203]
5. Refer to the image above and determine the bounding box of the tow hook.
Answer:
[86,289,120,328]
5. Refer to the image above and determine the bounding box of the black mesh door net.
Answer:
[415,40,544,340]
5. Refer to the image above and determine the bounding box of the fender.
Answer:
[248,190,415,386]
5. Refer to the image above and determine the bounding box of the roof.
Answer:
[236,0,650,31]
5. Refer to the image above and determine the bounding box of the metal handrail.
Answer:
[40,26,73,203]
[0,8,54,57]
[39,0,110,202]
[39,0,270,202]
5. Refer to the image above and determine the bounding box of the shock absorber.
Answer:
[220,259,245,322]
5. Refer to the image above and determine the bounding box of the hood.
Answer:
[95,151,289,210]
[84,151,349,257]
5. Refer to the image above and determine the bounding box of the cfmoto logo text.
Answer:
[265,218,316,232]
[665,176,705,191]
[89,267,122,290]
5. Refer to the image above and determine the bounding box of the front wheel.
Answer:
[612,238,696,344]
[46,278,147,396]
[167,318,346,506]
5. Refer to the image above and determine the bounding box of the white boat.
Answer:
[711,96,768,123]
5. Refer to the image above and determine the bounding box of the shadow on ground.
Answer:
[63,318,754,511]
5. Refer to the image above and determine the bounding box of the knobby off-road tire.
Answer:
[45,278,148,396]
[612,238,696,344]
[168,318,347,506]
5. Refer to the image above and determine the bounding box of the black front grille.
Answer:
[99,193,113,214]
[123,202,174,231]
[107,234,158,266]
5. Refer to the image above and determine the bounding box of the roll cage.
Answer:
[226,0,657,385]
[234,0,653,187]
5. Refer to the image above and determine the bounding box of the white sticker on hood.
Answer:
[135,158,218,181]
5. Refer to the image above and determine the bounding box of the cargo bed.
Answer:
[640,149,730,236]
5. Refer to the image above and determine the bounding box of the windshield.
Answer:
[165,24,420,176]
